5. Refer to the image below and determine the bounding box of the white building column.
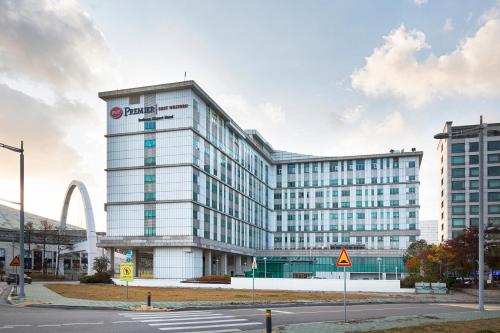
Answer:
[107,247,115,274]
[204,250,212,276]
[222,253,228,275]
[235,255,242,275]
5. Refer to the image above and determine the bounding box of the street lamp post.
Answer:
[377,257,382,280]
[0,141,25,298]
[264,257,267,278]
[434,116,486,312]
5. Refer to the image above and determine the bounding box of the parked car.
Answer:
[6,273,32,285]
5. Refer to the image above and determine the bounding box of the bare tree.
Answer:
[40,220,55,276]
[24,221,34,270]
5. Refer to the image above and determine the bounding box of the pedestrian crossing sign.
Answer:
[10,255,20,266]
[120,263,134,282]
[336,248,352,267]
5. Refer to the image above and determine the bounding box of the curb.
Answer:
[21,298,500,311]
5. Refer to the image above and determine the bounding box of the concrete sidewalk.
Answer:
[7,283,500,311]
[247,310,500,333]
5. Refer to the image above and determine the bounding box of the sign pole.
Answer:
[126,281,128,300]
[343,266,346,323]
[252,267,255,304]
[335,248,351,323]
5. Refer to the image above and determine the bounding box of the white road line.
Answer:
[141,315,234,322]
[119,311,213,316]
[112,320,141,323]
[61,322,104,326]
[157,322,262,331]
[170,330,241,333]
[257,309,292,314]
[150,319,248,327]
[130,313,221,320]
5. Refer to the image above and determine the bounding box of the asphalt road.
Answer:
[1,299,498,333]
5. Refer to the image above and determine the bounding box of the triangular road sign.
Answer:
[10,255,20,267]
[251,257,257,270]
[336,248,352,267]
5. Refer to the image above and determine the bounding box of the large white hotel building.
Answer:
[98,81,423,280]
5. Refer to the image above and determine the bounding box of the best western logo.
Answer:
[110,104,187,119]
[110,107,123,119]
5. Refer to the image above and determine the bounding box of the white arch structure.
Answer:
[60,180,97,275]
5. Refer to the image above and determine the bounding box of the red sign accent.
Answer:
[110,106,123,119]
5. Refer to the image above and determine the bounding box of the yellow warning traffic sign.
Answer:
[336,248,352,267]
[120,263,134,282]
[9,255,20,267]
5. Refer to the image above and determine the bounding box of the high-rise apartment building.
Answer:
[437,121,500,242]
[98,81,423,279]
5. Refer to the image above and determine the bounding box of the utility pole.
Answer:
[0,141,25,298]
[478,116,485,312]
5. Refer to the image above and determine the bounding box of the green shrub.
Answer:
[400,274,425,288]
[80,272,112,284]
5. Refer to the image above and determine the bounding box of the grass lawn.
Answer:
[358,318,500,333]
[45,284,380,302]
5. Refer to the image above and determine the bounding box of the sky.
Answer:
[1,0,499,232]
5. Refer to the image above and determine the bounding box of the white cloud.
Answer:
[443,18,454,32]
[0,0,110,91]
[351,16,500,107]
[332,105,364,124]
[414,0,428,6]
[216,94,285,133]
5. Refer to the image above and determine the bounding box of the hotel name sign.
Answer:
[110,103,188,121]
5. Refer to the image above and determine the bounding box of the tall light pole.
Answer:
[264,257,267,278]
[0,141,25,298]
[434,116,485,311]
[377,257,381,280]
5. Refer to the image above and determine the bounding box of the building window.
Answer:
[451,181,465,190]
[489,179,500,189]
[469,167,479,177]
[390,200,399,207]
[452,205,465,215]
[390,188,399,195]
[409,211,416,218]
[144,139,156,148]
[488,140,500,151]
[144,192,156,201]
[409,175,416,181]
[451,168,465,178]
[452,218,465,227]
[144,175,156,183]
[470,192,479,202]
[469,155,479,165]
[144,210,156,218]
[409,161,416,168]
[144,121,156,130]
[393,176,399,183]
[488,166,500,176]
[488,205,500,214]
[144,157,156,166]
[469,142,479,152]
[451,156,465,165]
[489,192,500,202]
[470,180,479,189]
[356,160,365,170]
[488,154,500,163]
[451,143,465,153]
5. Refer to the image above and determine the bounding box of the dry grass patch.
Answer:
[359,318,500,333]
[45,284,381,302]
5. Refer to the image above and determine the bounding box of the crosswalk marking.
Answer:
[157,322,262,331]
[149,319,247,327]
[171,330,241,333]
[257,308,292,314]
[118,310,262,332]
[141,315,234,322]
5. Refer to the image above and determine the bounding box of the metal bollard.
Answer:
[265,309,272,333]
[147,291,152,307]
